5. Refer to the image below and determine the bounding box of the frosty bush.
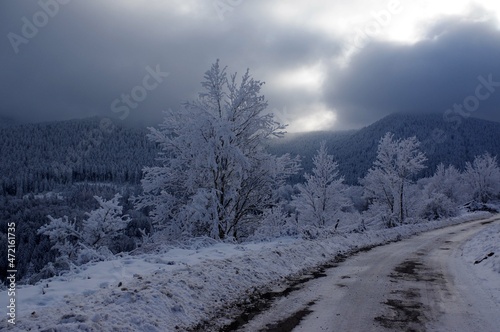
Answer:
[38,194,130,267]
[464,153,500,203]
[420,192,457,220]
[418,164,465,219]
[80,195,131,248]
[251,207,298,241]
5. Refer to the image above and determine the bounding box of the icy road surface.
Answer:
[239,216,500,332]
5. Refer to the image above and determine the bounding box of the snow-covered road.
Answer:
[239,216,500,332]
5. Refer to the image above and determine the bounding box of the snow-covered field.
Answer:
[1,212,494,331]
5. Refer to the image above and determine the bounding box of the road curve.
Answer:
[238,215,500,332]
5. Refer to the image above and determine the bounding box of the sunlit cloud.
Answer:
[98,0,210,18]
[334,1,500,67]
[288,105,337,132]
[274,63,325,93]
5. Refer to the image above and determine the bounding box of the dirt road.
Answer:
[237,216,500,332]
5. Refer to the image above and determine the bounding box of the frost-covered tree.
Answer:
[136,60,299,240]
[38,194,130,265]
[427,164,465,203]
[362,133,427,226]
[292,142,350,227]
[464,153,500,203]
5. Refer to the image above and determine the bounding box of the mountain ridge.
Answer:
[271,113,500,184]
[1,113,499,196]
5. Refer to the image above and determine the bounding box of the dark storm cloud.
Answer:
[325,16,500,128]
[0,1,213,125]
[0,1,341,127]
[2,1,500,130]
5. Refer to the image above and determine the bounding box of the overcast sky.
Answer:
[1,0,500,132]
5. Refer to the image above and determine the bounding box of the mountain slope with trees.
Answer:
[2,113,499,195]
[270,113,500,184]
[0,117,158,197]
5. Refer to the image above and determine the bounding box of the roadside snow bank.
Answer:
[0,212,491,331]
[462,222,500,274]
[461,219,500,307]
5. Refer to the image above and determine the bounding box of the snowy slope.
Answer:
[462,221,500,273]
[0,213,492,331]
[461,220,500,304]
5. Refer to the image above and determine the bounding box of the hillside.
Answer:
[0,117,158,197]
[270,113,500,184]
[2,113,499,196]
[0,118,158,282]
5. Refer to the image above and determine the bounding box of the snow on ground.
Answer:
[461,219,500,304]
[0,212,492,331]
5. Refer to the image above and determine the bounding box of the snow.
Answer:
[462,221,500,273]
[461,220,500,304]
[23,192,64,201]
[0,212,494,331]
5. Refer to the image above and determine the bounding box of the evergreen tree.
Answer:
[292,142,350,227]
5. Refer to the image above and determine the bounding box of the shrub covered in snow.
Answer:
[38,194,131,272]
